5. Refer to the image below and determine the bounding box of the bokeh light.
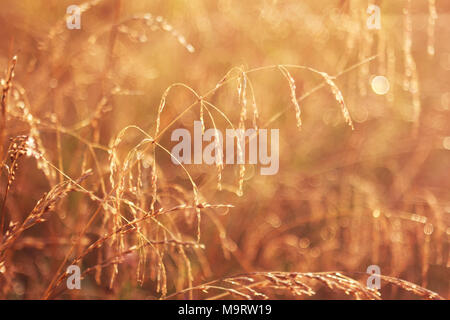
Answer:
[371,75,390,95]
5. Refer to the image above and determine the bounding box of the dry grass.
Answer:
[0,0,448,300]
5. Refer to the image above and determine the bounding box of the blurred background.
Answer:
[0,0,448,299]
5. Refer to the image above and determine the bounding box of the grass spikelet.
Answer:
[155,87,172,137]
[236,70,248,197]
[237,70,248,127]
[278,65,302,129]
[377,274,444,300]
[114,13,195,53]
[0,170,92,255]
[202,104,223,190]
[167,271,443,300]
[427,0,437,56]
[319,71,354,130]
[9,85,55,183]
[247,79,259,130]
[199,100,205,133]
[0,55,17,163]
[42,0,104,50]
[403,0,421,125]
[1,135,41,233]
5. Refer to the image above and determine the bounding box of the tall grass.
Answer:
[0,0,448,299]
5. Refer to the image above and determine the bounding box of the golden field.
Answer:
[0,0,448,299]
